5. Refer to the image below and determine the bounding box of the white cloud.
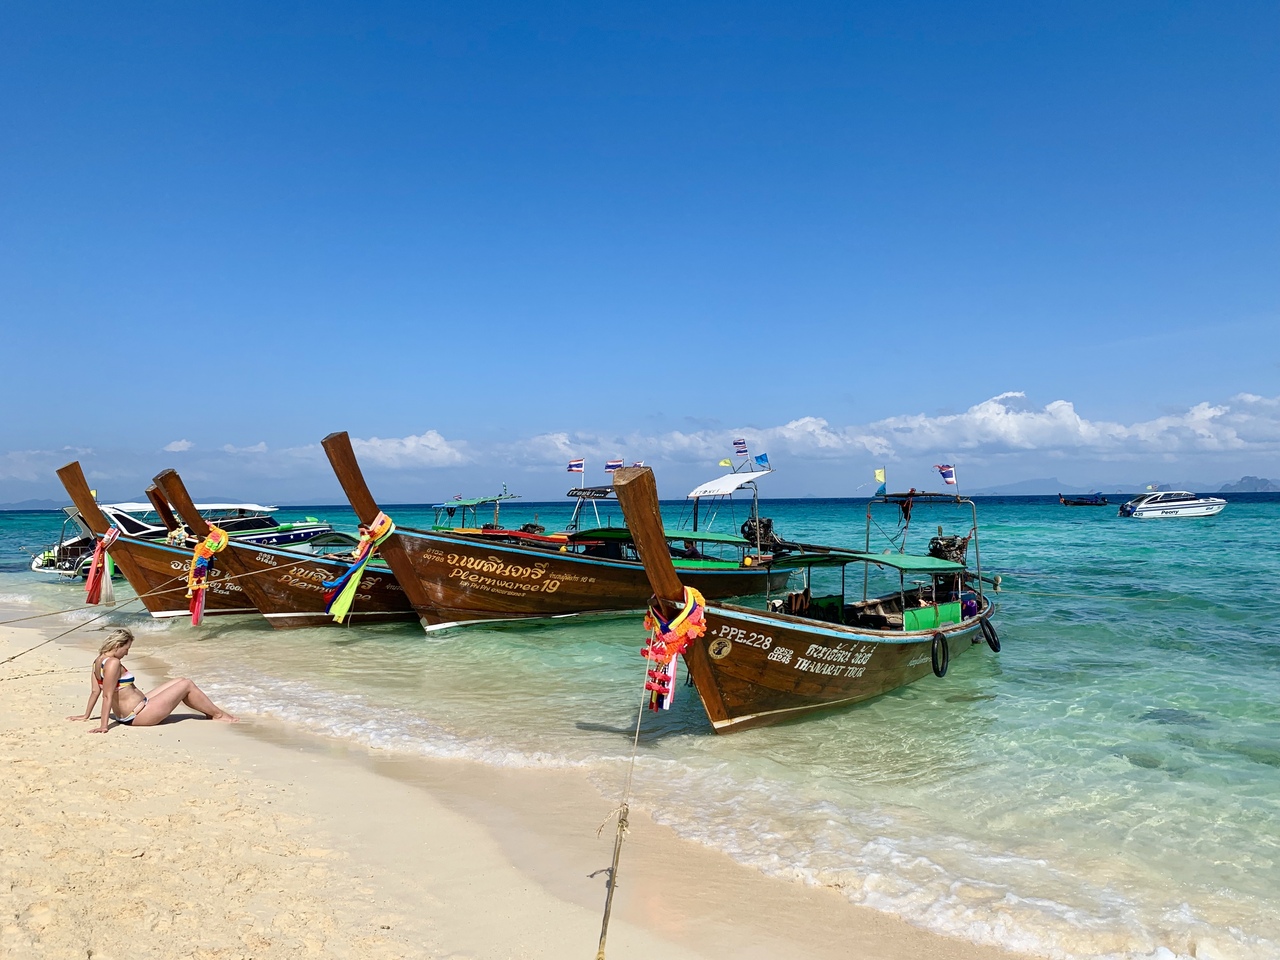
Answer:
[0,446,92,482]
[5,394,1278,502]
[843,393,1280,461]
[498,393,1280,472]
[0,449,57,482]
[352,431,468,468]
[554,393,1280,472]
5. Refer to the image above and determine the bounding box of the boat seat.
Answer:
[784,589,810,616]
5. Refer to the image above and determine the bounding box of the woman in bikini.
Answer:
[67,628,237,732]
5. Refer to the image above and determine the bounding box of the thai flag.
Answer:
[604,459,624,472]
[733,438,749,457]
[567,459,584,473]
[935,464,957,485]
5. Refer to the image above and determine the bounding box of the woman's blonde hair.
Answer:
[97,629,135,656]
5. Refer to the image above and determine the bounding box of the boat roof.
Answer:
[857,551,965,572]
[104,501,278,513]
[785,548,967,573]
[566,486,614,500]
[569,526,749,545]
[876,491,966,502]
[686,469,773,499]
[432,493,521,509]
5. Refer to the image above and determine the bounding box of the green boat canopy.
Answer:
[431,494,520,509]
[758,548,968,573]
[569,526,749,546]
[853,551,966,573]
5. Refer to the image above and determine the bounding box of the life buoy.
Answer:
[931,632,949,678]
[979,617,1001,653]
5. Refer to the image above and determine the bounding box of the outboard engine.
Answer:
[740,516,799,553]
[927,535,970,563]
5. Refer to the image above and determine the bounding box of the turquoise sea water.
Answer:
[3,495,1279,960]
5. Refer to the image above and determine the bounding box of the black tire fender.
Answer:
[931,632,949,678]
[979,617,1001,653]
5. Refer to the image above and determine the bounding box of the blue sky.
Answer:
[1,2,1277,502]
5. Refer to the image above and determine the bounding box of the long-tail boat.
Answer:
[55,462,257,619]
[320,431,807,629]
[611,466,1001,733]
[1059,492,1109,506]
[153,469,418,629]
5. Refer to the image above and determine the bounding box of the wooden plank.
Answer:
[610,467,684,606]
[320,431,440,618]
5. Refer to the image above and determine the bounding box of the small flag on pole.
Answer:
[753,453,770,469]
[604,459,624,472]
[718,458,732,467]
[567,458,585,473]
[935,464,957,485]
[733,438,749,457]
[631,461,644,467]
[874,467,887,497]
[874,468,886,483]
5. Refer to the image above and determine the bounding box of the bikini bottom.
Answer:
[116,696,149,725]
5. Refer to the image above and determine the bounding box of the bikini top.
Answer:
[96,656,136,688]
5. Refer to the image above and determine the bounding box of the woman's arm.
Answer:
[93,660,120,733]
[67,665,102,721]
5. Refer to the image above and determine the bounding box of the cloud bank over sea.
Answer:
[4,392,1279,502]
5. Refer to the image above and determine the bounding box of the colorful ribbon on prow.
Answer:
[322,511,395,624]
[641,586,707,711]
[84,528,120,606]
[186,525,229,625]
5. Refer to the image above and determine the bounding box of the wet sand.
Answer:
[0,615,1028,959]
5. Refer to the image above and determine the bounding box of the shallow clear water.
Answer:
[4,495,1279,960]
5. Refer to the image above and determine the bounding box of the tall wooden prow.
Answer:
[152,470,215,540]
[320,430,438,617]
[610,467,685,617]
[145,484,182,534]
[55,459,149,591]
[56,461,112,536]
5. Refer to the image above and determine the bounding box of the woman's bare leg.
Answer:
[130,678,237,725]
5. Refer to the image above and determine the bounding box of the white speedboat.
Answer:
[1118,491,1226,518]
[30,501,341,578]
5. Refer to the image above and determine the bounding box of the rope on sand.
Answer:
[593,666,653,960]
[0,668,80,683]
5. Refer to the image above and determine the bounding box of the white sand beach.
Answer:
[0,615,1028,960]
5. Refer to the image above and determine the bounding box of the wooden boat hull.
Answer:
[100,533,257,619]
[391,527,792,626]
[151,467,418,630]
[210,541,417,628]
[683,599,992,732]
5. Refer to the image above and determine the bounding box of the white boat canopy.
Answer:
[104,502,279,513]
[686,470,773,499]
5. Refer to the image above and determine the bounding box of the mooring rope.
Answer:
[0,668,80,683]
[2,536,364,630]
[0,602,138,666]
[997,588,1176,603]
[593,660,654,960]
[0,537,373,662]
